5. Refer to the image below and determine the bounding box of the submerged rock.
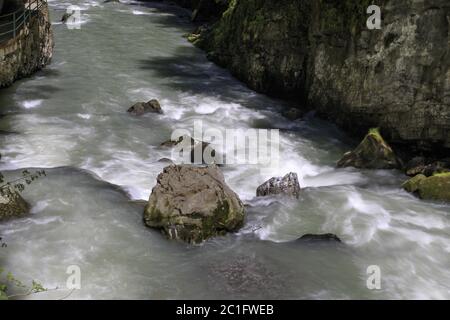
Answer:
[282,108,305,121]
[256,172,301,198]
[297,233,342,243]
[402,173,450,202]
[0,191,29,221]
[61,12,73,24]
[127,99,162,116]
[337,128,400,169]
[160,135,217,165]
[143,165,245,243]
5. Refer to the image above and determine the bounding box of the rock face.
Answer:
[0,191,29,221]
[337,128,400,169]
[297,234,342,243]
[0,1,53,87]
[143,165,245,243]
[256,172,301,198]
[193,0,450,154]
[127,99,163,116]
[402,173,450,202]
[170,0,229,22]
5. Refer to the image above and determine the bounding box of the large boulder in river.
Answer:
[0,191,29,221]
[337,128,400,169]
[127,99,162,116]
[402,173,450,203]
[256,172,301,198]
[144,165,245,243]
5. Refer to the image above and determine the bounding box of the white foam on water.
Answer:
[21,99,43,109]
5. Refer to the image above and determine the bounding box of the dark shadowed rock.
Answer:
[143,165,245,243]
[282,108,305,121]
[337,128,400,169]
[405,157,426,177]
[297,233,342,243]
[256,172,301,198]
[61,12,73,24]
[405,157,449,177]
[127,99,162,116]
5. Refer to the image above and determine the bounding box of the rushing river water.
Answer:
[0,0,449,299]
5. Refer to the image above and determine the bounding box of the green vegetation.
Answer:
[0,268,47,300]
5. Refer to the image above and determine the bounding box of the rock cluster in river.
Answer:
[256,173,301,198]
[127,99,163,116]
[337,128,400,169]
[143,165,245,243]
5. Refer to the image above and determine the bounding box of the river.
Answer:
[0,0,449,299]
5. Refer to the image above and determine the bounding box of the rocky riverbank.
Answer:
[0,0,53,87]
[170,0,449,159]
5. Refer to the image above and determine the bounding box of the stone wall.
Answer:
[0,0,53,87]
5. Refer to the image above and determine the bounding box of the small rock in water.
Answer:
[337,128,400,169]
[160,135,218,165]
[157,158,173,164]
[127,99,163,116]
[61,12,73,24]
[0,191,30,221]
[297,233,342,243]
[143,165,245,244]
[256,172,301,198]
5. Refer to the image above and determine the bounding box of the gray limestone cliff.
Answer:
[188,0,450,155]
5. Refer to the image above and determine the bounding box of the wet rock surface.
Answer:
[337,129,400,169]
[143,165,245,243]
[0,191,29,221]
[256,173,301,198]
[127,99,163,116]
[403,173,450,202]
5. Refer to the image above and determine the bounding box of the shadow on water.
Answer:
[137,47,295,112]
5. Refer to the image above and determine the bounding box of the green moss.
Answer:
[404,173,450,203]
[433,172,450,178]
[402,174,426,193]
[418,175,450,202]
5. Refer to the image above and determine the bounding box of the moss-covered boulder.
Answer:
[0,191,29,221]
[337,128,400,169]
[144,165,245,244]
[402,173,450,202]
